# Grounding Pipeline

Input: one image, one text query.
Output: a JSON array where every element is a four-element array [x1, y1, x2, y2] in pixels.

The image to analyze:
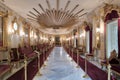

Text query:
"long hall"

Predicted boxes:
[[33, 47, 91, 80], [0, 0, 120, 80]]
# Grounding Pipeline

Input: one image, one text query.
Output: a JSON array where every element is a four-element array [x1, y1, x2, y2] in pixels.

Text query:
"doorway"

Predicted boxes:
[[55, 36, 61, 46]]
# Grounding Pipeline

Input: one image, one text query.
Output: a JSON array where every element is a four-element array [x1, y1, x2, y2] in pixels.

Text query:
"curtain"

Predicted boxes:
[[90, 30, 92, 53], [104, 10, 119, 22], [85, 26, 92, 53], [104, 23, 106, 59], [118, 19, 120, 58]]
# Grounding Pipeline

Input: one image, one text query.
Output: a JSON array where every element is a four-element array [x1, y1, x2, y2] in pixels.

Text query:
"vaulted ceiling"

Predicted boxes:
[[1, 0, 119, 35]]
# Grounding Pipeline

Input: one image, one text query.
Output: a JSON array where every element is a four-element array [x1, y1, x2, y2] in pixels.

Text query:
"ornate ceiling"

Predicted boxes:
[[1, 0, 119, 35], [27, 0, 87, 34]]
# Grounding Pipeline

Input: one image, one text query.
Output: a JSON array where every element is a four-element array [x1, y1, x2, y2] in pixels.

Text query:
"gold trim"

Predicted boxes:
[[0, 11, 8, 51], [103, 3, 120, 21], [23, 22, 30, 46]]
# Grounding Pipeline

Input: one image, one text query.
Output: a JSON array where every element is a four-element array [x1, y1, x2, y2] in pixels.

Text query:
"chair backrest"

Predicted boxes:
[[0, 51, 9, 62], [109, 49, 117, 61], [18, 45, 34, 57], [10, 48, 19, 60]]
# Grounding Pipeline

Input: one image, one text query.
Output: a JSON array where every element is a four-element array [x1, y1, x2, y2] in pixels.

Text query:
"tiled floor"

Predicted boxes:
[[33, 47, 91, 80]]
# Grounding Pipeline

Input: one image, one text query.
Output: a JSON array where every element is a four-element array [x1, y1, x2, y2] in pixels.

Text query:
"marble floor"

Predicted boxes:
[[33, 47, 91, 80]]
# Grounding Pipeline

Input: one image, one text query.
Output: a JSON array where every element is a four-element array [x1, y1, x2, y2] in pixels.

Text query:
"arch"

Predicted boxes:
[[104, 10, 119, 22]]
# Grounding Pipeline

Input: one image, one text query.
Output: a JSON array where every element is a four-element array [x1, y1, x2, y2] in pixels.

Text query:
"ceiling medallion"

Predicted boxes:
[[28, 0, 87, 31]]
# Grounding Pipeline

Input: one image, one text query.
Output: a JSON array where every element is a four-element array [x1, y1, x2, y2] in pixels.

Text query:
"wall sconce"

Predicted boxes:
[[20, 30, 25, 37], [52, 37, 54, 42], [40, 36, 43, 40], [96, 36, 99, 40], [96, 27, 100, 48], [30, 30, 34, 38], [96, 27, 100, 33], [72, 36, 74, 39], [8, 26, 14, 34], [34, 34, 37, 39], [80, 34, 82, 38], [80, 30, 85, 38], [100, 18, 104, 33], [66, 37, 70, 41]]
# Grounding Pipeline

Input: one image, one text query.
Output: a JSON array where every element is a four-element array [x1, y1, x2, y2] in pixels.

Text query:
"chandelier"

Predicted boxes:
[[27, 0, 87, 30]]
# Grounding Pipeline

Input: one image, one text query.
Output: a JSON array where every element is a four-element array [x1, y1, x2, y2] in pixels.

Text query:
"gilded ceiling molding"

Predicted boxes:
[[103, 3, 120, 20], [0, 3, 7, 13], [22, 21, 31, 30], [27, 0, 87, 35], [79, 22, 85, 31], [93, 14, 100, 27], [18, 17, 24, 23], [83, 21, 92, 31], [7, 11, 13, 16]]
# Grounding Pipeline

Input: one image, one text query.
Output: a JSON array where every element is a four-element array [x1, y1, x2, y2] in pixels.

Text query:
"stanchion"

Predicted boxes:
[[45, 47, 47, 60], [71, 48, 74, 61], [35, 50, 42, 76], [76, 50, 80, 68], [107, 64, 111, 80], [83, 53, 88, 78], [24, 58, 27, 80], [69, 48, 70, 57], [43, 49, 47, 67]]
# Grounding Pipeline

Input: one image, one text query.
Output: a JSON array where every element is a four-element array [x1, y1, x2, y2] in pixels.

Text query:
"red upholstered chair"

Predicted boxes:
[[78, 46, 86, 55], [18, 45, 37, 59], [101, 50, 119, 69], [10, 48, 19, 61], [86, 48, 97, 61], [9, 48, 20, 68]]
